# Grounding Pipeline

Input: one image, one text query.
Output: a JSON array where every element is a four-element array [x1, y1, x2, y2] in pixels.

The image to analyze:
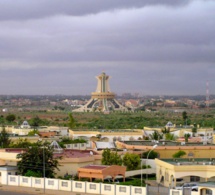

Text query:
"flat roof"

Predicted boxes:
[[81, 165, 109, 170], [54, 149, 97, 158], [161, 158, 215, 166], [124, 140, 215, 147]]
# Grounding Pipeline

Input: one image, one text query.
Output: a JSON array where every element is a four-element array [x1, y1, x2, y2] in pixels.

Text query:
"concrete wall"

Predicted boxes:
[[3, 175, 147, 195], [5, 175, 215, 195]]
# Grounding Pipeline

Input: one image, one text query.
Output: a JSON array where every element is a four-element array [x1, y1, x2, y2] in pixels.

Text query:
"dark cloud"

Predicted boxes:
[[0, 0, 191, 20], [0, 0, 214, 95]]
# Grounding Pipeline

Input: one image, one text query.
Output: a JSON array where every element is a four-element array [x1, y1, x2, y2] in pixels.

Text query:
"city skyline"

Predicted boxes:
[[0, 0, 215, 96]]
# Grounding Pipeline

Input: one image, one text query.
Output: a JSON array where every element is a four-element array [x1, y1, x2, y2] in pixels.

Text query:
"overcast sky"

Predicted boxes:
[[0, 0, 214, 96]]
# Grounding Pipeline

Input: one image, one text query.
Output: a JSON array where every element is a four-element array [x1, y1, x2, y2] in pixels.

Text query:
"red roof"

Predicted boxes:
[[54, 149, 97, 158]]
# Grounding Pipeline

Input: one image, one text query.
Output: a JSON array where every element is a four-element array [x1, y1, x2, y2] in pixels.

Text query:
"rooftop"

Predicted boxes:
[[81, 165, 108, 170], [54, 149, 97, 158], [161, 158, 215, 166], [123, 140, 215, 147]]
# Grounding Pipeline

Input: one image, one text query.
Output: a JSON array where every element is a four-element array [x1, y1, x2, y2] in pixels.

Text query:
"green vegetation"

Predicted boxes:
[[28, 129, 39, 136], [119, 178, 145, 186], [0, 109, 215, 129], [10, 138, 32, 148], [184, 133, 191, 142], [0, 125, 11, 148], [149, 131, 163, 140], [122, 153, 140, 171], [172, 150, 186, 158], [142, 150, 158, 159], [68, 113, 75, 129], [102, 148, 122, 166], [58, 137, 87, 148], [17, 141, 61, 178], [102, 149, 141, 171], [6, 114, 16, 123]]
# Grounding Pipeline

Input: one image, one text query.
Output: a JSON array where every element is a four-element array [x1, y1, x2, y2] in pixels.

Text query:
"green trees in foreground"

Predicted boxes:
[[17, 142, 61, 178], [102, 149, 142, 171], [102, 148, 122, 166], [0, 125, 11, 148]]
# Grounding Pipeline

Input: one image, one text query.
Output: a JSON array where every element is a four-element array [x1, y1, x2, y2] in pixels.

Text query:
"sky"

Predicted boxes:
[[0, 0, 214, 96]]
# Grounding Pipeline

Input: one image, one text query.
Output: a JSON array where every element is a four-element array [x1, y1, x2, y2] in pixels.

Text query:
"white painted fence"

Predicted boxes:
[[6, 175, 147, 195], [5, 175, 189, 195]]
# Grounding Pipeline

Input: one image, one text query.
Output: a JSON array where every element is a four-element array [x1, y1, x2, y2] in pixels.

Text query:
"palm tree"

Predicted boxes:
[[149, 131, 163, 141], [165, 133, 176, 141]]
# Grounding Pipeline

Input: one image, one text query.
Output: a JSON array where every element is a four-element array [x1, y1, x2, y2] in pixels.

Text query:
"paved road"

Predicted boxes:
[[0, 184, 88, 195], [0, 190, 30, 195]]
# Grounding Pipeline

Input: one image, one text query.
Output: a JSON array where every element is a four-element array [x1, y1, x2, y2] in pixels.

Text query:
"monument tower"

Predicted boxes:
[[74, 72, 127, 112]]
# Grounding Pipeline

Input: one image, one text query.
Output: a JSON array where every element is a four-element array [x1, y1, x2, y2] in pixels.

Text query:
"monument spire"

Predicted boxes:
[[74, 72, 127, 113]]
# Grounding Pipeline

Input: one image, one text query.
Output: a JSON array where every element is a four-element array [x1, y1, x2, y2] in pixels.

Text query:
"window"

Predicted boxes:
[[81, 144, 85, 147], [22, 178, 28, 183], [48, 180, 54, 185], [119, 187, 126, 193], [89, 184, 96, 190], [206, 189, 212, 195], [75, 182, 82, 188], [135, 188, 142, 194], [35, 179, 41, 184], [104, 185, 111, 191], [74, 144, 78, 147], [10, 177, 16, 182], [190, 176, 200, 182], [0, 172, 1, 176], [61, 182, 68, 187]]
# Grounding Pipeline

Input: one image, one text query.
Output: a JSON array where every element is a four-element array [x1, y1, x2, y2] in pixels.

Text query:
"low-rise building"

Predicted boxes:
[[155, 158, 215, 188]]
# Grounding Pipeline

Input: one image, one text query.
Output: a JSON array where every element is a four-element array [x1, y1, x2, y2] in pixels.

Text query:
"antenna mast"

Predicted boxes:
[[206, 81, 210, 109]]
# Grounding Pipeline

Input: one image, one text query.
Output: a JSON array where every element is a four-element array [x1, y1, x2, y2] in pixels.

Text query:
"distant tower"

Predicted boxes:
[[206, 81, 210, 109], [74, 72, 127, 112]]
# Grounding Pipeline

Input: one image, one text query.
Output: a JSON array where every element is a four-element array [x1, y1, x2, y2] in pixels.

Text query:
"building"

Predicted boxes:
[[73, 72, 127, 112], [78, 165, 126, 182], [116, 140, 215, 159], [0, 147, 102, 179], [155, 158, 215, 188]]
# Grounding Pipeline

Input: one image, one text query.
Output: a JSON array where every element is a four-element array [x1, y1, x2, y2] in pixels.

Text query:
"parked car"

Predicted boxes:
[[175, 183, 198, 191]]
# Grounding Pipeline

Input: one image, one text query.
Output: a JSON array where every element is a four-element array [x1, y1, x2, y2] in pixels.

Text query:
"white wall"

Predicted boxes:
[[4, 175, 147, 195]]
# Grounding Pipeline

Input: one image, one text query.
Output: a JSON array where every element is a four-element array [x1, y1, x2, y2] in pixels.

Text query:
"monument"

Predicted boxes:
[[73, 72, 127, 112]]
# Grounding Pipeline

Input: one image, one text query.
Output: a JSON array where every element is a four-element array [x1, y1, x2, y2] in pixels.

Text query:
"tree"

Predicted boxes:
[[142, 150, 158, 159], [102, 148, 122, 166], [149, 131, 163, 140], [172, 150, 186, 158], [0, 115, 5, 125], [10, 138, 32, 148], [68, 113, 75, 129], [192, 123, 197, 137], [184, 133, 191, 142], [17, 142, 61, 178], [0, 125, 11, 148], [182, 111, 188, 125], [122, 153, 140, 171], [161, 127, 170, 134], [165, 133, 176, 141], [29, 116, 42, 129], [28, 129, 39, 136], [6, 114, 16, 123]]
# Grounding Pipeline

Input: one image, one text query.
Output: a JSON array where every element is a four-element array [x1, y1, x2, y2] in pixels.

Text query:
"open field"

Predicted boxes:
[[0, 108, 215, 129]]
